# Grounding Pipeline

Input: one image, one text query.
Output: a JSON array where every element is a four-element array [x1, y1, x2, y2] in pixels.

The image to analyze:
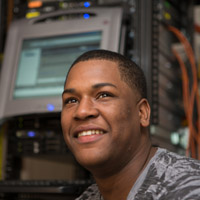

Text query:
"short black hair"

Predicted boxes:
[[66, 49, 147, 98]]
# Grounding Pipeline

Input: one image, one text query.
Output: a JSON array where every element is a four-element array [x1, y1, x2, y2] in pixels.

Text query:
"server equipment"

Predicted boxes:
[[0, 0, 195, 199], [150, 0, 196, 155]]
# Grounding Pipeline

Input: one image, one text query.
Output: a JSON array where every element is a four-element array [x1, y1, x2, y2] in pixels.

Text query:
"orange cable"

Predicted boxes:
[[172, 48, 197, 158], [167, 25, 200, 158], [195, 24, 200, 33]]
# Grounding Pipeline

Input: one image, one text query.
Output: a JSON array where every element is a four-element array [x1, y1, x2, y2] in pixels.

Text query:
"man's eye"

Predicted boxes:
[[64, 98, 78, 105], [98, 92, 113, 99]]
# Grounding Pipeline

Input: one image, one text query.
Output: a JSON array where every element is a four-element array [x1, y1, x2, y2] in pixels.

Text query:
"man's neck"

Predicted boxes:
[[93, 143, 157, 200]]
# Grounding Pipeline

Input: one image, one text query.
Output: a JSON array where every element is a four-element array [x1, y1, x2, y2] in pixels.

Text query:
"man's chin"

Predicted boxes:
[[75, 153, 109, 171]]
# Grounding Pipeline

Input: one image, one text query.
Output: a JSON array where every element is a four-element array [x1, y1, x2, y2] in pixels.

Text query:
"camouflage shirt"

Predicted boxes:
[[76, 148, 200, 200]]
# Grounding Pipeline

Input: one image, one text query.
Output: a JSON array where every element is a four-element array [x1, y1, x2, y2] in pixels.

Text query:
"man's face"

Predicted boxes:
[[61, 59, 150, 173]]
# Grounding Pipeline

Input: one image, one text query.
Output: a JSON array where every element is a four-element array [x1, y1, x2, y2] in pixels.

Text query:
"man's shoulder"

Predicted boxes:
[[156, 148, 200, 173], [135, 148, 200, 199], [148, 148, 200, 185], [75, 183, 100, 200], [132, 148, 200, 199]]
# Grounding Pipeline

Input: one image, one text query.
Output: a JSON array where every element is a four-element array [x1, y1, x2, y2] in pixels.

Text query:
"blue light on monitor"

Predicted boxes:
[[27, 131, 36, 137], [47, 103, 55, 111], [83, 13, 90, 19], [84, 2, 91, 8]]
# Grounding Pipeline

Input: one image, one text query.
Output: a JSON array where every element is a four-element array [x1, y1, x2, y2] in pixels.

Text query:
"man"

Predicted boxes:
[[61, 49, 200, 200]]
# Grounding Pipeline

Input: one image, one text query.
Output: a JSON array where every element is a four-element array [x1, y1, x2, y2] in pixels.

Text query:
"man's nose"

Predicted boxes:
[[73, 97, 99, 120]]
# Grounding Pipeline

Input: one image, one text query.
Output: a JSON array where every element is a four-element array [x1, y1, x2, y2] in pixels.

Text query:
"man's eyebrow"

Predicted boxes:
[[92, 83, 117, 89], [62, 88, 75, 96], [62, 83, 117, 96]]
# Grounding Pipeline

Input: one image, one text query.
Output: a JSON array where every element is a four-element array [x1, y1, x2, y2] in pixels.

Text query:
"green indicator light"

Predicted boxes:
[[170, 132, 179, 145], [164, 1, 171, 9]]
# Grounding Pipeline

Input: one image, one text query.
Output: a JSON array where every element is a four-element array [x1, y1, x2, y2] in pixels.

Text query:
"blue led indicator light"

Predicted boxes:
[[84, 2, 91, 8], [47, 104, 55, 111], [27, 131, 36, 138], [83, 13, 90, 19]]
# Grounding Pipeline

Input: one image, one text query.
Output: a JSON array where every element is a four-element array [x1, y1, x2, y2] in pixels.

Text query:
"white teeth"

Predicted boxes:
[[78, 130, 103, 137]]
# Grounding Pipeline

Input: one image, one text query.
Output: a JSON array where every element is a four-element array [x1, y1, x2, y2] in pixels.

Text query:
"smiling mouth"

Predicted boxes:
[[77, 130, 104, 138]]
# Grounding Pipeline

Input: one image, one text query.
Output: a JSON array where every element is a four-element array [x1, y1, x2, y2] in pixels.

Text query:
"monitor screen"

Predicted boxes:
[[14, 31, 101, 99]]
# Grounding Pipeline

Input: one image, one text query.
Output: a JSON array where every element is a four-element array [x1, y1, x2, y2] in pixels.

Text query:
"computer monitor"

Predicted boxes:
[[0, 7, 123, 119]]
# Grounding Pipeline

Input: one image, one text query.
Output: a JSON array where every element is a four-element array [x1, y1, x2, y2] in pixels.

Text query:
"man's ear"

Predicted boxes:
[[138, 98, 151, 127]]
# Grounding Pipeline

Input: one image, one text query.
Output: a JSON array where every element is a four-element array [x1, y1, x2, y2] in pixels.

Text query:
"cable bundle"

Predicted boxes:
[[166, 25, 200, 159]]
